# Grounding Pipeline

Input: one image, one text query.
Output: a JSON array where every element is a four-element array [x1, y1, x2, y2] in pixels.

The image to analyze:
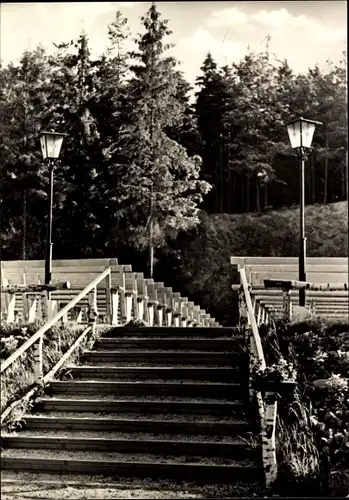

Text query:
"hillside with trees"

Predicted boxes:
[[0, 3, 347, 308]]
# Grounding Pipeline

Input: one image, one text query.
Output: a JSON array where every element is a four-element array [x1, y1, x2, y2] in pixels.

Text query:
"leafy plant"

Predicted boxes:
[[252, 357, 297, 385]]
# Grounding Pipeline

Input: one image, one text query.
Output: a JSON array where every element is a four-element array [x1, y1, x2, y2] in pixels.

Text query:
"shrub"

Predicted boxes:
[[1, 322, 86, 414], [260, 318, 349, 496]]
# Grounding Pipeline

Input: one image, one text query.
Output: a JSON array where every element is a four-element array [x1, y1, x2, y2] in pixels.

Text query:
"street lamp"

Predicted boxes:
[[39, 130, 67, 285], [285, 117, 322, 307]]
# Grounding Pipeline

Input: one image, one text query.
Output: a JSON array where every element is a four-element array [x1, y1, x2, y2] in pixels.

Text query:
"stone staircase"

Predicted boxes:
[[1, 327, 263, 485]]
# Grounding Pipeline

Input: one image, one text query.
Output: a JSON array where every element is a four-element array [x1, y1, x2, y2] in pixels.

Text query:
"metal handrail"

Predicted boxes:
[[1, 267, 111, 374]]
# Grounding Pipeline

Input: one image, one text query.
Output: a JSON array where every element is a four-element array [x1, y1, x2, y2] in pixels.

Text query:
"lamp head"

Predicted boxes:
[[39, 131, 67, 159]]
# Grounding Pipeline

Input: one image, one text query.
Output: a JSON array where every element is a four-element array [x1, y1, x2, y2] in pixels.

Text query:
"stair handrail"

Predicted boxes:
[[239, 268, 266, 370], [1, 267, 111, 374], [238, 267, 277, 488]]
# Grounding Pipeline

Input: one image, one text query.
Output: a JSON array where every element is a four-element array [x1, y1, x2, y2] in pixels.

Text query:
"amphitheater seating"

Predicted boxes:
[[1, 259, 219, 327], [231, 256, 348, 320]]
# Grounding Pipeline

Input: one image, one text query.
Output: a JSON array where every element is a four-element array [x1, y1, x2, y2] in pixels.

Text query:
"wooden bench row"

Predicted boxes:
[[1, 259, 220, 327], [231, 256, 348, 323]]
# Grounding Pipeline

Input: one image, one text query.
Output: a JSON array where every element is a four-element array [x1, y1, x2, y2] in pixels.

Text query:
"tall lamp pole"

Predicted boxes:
[[39, 131, 67, 285], [286, 117, 322, 307]]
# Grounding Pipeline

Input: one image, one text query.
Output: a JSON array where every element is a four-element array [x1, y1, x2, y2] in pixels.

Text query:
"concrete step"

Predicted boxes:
[[46, 381, 243, 399], [34, 398, 246, 417], [0, 449, 263, 483], [103, 327, 238, 338], [2, 435, 257, 459], [65, 366, 240, 382], [22, 415, 255, 436], [82, 351, 244, 365], [94, 338, 240, 351]]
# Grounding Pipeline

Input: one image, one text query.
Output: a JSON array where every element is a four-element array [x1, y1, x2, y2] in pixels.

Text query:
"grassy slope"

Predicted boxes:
[[179, 202, 348, 325]]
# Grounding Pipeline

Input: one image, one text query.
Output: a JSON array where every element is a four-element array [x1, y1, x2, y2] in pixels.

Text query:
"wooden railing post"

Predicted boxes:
[[155, 283, 165, 327], [40, 292, 49, 322], [125, 271, 136, 324], [199, 309, 205, 326], [105, 270, 112, 324], [172, 293, 181, 327], [146, 279, 157, 327], [5, 293, 16, 323], [135, 273, 147, 323], [88, 286, 98, 335], [187, 301, 195, 327], [192, 305, 200, 327], [116, 266, 126, 323], [164, 287, 173, 326], [47, 299, 58, 320], [203, 313, 210, 327], [33, 334, 44, 386], [282, 288, 292, 321], [110, 288, 119, 325], [262, 392, 278, 487], [181, 298, 188, 327], [125, 293, 133, 323]]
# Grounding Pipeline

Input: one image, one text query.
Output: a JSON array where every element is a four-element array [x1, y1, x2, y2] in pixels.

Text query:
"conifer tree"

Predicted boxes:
[[111, 2, 210, 276]]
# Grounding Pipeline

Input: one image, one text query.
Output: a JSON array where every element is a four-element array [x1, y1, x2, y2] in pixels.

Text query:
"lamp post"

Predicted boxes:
[[39, 131, 66, 285], [285, 117, 322, 307]]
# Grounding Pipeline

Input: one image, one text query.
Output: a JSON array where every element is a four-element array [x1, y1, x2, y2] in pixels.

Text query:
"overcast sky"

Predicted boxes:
[[1, 1, 347, 87]]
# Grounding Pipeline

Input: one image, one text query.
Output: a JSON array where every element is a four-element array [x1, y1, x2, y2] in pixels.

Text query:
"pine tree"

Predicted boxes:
[[223, 49, 287, 212], [195, 54, 233, 213], [0, 46, 51, 259], [110, 2, 211, 276], [44, 33, 103, 257]]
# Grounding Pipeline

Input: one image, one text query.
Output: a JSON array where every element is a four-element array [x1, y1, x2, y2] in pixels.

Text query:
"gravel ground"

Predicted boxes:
[[1, 448, 256, 466], [27, 412, 246, 422], [2, 429, 247, 443]]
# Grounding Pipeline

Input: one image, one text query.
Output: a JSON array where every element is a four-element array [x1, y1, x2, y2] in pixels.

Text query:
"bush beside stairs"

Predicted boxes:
[[1, 326, 264, 488]]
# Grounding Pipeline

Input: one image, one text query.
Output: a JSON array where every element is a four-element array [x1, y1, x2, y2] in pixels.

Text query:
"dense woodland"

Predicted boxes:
[[0, 4, 347, 276]]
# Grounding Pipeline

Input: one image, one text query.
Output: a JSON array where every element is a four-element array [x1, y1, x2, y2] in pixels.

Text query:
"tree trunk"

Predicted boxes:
[[241, 175, 245, 213], [341, 159, 345, 200], [264, 184, 268, 208], [232, 173, 236, 213], [227, 169, 231, 213], [246, 175, 250, 213], [310, 152, 316, 204], [22, 190, 27, 260], [227, 133, 231, 213], [256, 182, 261, 212], [215, 156, 220, 213], [345, 147, 349, 201], [324, 132, 329, 204], [149, 187, 154, 279], [219, 133, 224, 213]]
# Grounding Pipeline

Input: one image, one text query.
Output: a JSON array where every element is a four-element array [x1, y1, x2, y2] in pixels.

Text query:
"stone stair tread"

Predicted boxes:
[[3, 430, 251, 444], [100, 336, 239, 340], [1, 448, 257, 467], [26, 413, 247, 423], [51, 381, 239, 386], [81, 362, 233, 367], [0, 471, 266, 498], [38, 395, 244, 403], [85, 350, 239, 354], [68, 365, 234, 370]]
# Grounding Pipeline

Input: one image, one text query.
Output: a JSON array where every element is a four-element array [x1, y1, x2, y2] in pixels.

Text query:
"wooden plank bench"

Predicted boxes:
[[231, 256, 348, 323], [1, 259, 220, 327]]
